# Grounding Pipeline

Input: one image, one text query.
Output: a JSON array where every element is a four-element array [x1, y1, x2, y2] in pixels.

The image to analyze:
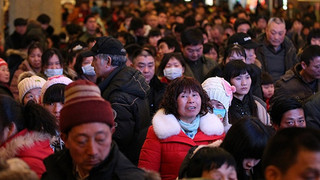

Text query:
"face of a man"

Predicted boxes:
[[132, 55, 155, 84], [93, 56, 108, 78], [63, 122, 112, 176], [301, 57, 320, 82], [237, 23, 251, 33], [278, 108, 306, 129], [266, 22, 286, 49], [86, 17, 97, 33], [183, 44, 203, 61], [266, 150, 320, 180]]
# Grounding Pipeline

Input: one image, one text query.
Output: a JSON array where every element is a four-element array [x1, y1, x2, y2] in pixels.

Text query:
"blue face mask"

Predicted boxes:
[[213, 109, 226, 120], [44, 68, 63, 78], [82, 64, 96, 76]]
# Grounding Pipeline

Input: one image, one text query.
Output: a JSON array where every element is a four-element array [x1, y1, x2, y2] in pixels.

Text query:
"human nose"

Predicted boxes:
[[54, 103, 63, 113], [87, 140, 98, 156], [143, 66, 149, 73]]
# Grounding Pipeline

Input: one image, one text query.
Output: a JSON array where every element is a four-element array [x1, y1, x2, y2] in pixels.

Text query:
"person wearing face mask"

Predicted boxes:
[[74, 50, 96, 83], [202, 77, 236, 132], [157, 52, 186, 84], [41, 48, 65, 79]]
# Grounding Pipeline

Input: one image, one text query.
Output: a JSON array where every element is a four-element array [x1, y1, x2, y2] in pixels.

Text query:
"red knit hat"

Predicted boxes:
[[60, 80, 115, 133], [0, 58, 7, 67]]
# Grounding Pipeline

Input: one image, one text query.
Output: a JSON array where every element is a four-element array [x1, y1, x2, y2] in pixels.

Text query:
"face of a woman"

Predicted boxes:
[[0, 65, 10, 83], [23, 88, 42, 105], [81, 56, 94, 67], [28, 48, 42, 69], [165, 57, 184, 71], [177, 89, 201, 123], [210, 99, 225, 109], [243, 158, 260, 174], [226, 52, 246, 64], [45, 54, 62, 70], [230, 72, 252, 100], [43, 102, 64, 125]]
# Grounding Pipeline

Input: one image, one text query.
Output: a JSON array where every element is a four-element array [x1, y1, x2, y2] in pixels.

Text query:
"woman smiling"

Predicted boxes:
[[138, 76, 225, 180]]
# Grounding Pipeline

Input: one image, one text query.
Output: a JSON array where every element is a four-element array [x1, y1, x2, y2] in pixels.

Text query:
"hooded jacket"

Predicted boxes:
[[138, 109, 225, 180], [99, 65, 150, 165], [0, 129, 53, 178]]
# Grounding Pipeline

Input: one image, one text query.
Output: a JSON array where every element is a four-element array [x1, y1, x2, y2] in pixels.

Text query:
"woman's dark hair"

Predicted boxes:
[[157, 36, 181, 53], [223, 44, 246, 65], [66, 40, 88, 66], [73, 50, 92, 76], [41, 48, 64, 69], [159, 76, 211, 119], [157, 52, 186, 76], [27, 42, 43, 56], [42, 84, 66, 104], [185, 147, 236, 178], [221, 116, 272, 179], [223, 60, 257, 120], [0, 95, 57, 140]]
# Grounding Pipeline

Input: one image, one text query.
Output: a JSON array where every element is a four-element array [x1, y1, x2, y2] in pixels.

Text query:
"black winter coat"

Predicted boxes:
[[42, 142, 146, 180], [98, 65, 150, 165]]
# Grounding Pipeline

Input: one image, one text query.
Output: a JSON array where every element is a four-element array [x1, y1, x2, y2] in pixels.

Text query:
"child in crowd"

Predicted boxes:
[[0, 58, 13, 97], [181, 147, 237, 180], [41, 75, 72, 152], [202, 76, 236, 131], [261, 72, 274, 110], [17, 72, 46, 105]]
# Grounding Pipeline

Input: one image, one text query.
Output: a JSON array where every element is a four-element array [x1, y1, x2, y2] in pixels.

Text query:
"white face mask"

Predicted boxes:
[[44, 68, 63, 78], [81, 64, 96, 76], [163, 67, 183, 80]]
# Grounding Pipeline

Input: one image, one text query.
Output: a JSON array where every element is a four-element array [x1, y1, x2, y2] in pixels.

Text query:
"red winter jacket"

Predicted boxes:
[[139, 109, 225, 180], [0, 129, 53, 178]]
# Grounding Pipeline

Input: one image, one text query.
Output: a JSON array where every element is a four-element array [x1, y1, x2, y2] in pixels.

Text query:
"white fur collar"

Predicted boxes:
[[0, 130, 51, 160], [152, 109, 224, 139]]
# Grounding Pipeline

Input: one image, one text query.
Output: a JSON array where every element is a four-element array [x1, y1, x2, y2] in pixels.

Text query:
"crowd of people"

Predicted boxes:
[[0, 0, 320, 179]]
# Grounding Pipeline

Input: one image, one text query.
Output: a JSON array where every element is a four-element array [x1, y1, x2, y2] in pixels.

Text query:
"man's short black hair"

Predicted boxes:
[[269, 96, 303, 127], [234, 18, 251, 32], [181, 27, 204, 47], [300, 45, 320, 65], [37, 14, 51, 24], [263, 128, 320, 173]]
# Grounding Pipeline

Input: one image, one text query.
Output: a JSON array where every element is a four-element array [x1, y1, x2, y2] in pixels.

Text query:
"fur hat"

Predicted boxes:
[[202, 77, 236, 111], [40, 75, 72, 104], [60, 80, 115, 133], [0, 58, 7, 67], [18, 75, 46, 103]]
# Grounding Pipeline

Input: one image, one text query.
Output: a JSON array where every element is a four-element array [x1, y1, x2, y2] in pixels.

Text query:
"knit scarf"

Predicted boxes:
[[179, 115, 200, 139]]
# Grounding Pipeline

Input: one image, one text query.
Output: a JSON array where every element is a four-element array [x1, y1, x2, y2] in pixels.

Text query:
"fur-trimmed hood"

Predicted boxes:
[[152, 109, 224, 139], [0, 129, 52, 160]]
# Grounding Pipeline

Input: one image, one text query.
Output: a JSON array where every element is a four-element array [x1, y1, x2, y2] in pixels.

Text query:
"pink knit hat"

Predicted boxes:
[[40, 75, 72, 104], [60, 80, 115, 133]]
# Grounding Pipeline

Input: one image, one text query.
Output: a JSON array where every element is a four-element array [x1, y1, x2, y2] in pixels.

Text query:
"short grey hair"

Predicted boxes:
[[268, 17, 285, 28], [95, 53, 127, 67]]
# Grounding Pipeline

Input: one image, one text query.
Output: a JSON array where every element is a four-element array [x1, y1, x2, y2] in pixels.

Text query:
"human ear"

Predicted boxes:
[[61, 133, 68, 148], [301, 61, 307, 70], [7, 123, 17, 139], [265, 165, 282, 180]]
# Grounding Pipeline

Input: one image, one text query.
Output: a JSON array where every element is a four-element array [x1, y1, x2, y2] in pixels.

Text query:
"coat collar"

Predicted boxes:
[[152, 109, 224, 139], [0, 129, 52, 159]]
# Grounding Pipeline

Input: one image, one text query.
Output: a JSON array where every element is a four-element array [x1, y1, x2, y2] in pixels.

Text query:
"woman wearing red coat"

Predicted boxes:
[[0, 95, 57, 178], [139, 77, 225, 180]]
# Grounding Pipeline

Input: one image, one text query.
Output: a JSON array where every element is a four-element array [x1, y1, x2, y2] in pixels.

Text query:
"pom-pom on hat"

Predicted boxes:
[[41, 75, 72, 103], [60, 80, 115, 133], [202, 77, 236, 111], [0, 58, 7, 67], [18, 75, 46, 103]]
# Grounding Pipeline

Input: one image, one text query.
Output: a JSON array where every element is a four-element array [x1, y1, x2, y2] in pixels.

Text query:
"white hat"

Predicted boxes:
[[41, 75, 73, 103], [202, 77, 236, 131], [202, 77, 236, 111], [18, 75, 46, 103]]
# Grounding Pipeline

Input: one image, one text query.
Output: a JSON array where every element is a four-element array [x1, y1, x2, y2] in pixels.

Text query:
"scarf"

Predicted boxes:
[[179, 115, 200, 139]]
